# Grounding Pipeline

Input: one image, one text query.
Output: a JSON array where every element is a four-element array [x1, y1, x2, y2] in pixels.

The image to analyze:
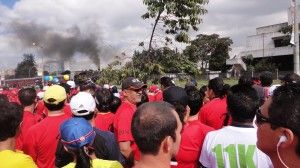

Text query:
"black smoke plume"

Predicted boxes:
[[10, 20, 102, 68]]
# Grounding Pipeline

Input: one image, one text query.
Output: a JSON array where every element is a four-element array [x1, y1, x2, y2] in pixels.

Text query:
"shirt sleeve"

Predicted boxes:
[[116, 109, 134, 142], [199, 135, 211, 168], [199, 106, 208, 124]]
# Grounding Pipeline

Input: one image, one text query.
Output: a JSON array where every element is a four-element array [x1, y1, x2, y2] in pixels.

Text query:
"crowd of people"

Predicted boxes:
[[0, 71, 299, 168]]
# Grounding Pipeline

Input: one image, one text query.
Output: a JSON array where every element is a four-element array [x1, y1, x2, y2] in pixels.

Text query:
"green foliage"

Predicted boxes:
[[278, 25, 293, 35], [253, 59, 277, 72], [142, 0, 209, 52], [15, 54, 37, 78], [183, 34, 233, 71]]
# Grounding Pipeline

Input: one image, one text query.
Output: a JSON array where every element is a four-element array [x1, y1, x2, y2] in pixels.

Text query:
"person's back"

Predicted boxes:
[[200, 84, 272, 168], [176, 120, 214, 168], [198, 77, 229, 129], [22, 85, 69, 168], [200, 126, 272, 167], [15, 87, 39, 150]]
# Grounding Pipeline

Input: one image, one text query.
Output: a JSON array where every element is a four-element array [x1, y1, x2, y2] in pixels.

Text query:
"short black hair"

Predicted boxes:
[[60, 83, 71, 94], [260, 71, 273, 87], [160, 76, 175, 89], [0, 102, 23, 141], [132, 102, 177, 155], [238, 75, 253, 86], [18, 87, 36, 106], [186, 87, 202, 116], [163, 86, 188, 123], [0, 94, 9, 105], [227, 84, 259, 122], [44, 101, 65, 111], [208, 77, 229, 98], [268, 83, 300, 156], [95, 89, 114, 112]]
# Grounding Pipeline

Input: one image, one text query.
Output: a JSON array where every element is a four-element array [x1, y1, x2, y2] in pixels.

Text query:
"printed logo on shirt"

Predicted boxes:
[[118, 129, 130, 135], [212, 144, 256, 168]]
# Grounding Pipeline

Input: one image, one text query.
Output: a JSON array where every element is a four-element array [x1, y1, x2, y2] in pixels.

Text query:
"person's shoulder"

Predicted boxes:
[[93, 159, 123, 168], [187, 120, 215, 132], [62, 162, 75, 168], [0, 150, 37, 168]]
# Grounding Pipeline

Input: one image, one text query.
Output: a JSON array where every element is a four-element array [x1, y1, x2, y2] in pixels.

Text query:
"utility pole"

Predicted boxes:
[[293, 0, 300, 75]]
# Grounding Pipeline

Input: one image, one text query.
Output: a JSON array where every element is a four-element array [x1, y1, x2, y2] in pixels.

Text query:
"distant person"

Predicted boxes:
[[163, 86, 214, 168], [113, 77, 147, 165], [23, 85, 70, 168], [239, 75, 264, 105], [256, 83, 300, 167], [156, 76, 175, 101], [0, 102, 37, 168], [260, 71, 273, 101], [132, 102, 182, 168], [280, 73, 300, 85], [15, 87, 39, 150], [60, 117, 123, 168], [200, 84, 272, 168], [198, 77, 230, 129], [94, 88, 121, 131]]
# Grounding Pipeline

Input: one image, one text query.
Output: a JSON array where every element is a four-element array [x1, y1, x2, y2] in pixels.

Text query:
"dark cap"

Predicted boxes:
[[163, 86, 188, 107], [122, 77, 147, 90], [280, 73, 300, 84]]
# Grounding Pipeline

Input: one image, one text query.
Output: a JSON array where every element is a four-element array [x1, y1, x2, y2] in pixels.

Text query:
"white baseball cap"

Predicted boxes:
[[70, 92, 96, 116], [67, 81, 76, 89]]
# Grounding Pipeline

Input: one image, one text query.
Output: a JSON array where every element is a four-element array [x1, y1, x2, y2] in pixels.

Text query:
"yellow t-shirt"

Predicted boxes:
[[63, 158, 123, 168], [0, 150, 37, 168]]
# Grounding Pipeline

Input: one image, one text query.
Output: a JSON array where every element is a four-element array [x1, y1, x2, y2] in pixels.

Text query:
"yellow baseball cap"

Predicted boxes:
[[43, 85, 67, 104]]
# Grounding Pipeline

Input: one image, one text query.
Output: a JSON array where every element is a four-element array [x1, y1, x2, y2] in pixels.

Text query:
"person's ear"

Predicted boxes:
[[162, 136, 173, 153], [277, 128, 294, 148], [184, 105, 190, 123]]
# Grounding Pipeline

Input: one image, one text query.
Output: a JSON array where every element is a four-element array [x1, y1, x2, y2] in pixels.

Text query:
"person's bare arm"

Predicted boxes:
[[119, 141, 132, 159]]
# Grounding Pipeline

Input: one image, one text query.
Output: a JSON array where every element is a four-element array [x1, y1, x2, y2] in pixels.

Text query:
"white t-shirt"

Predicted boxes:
[[199, 126, 273, 168]]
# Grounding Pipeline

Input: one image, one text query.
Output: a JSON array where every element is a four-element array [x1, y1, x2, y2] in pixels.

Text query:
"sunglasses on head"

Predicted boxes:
[[128, 88, 143, 93], [255, 108, 274, 125]]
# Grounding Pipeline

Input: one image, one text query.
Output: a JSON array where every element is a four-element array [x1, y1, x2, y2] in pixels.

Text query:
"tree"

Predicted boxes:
[[142, 0, 209, 55], [183, 34, 233, 71], [15, 54, 37, 78]]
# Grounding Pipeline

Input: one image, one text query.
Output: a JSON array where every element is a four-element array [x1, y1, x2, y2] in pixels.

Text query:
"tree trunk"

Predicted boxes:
[[147, 10, 163, 62]]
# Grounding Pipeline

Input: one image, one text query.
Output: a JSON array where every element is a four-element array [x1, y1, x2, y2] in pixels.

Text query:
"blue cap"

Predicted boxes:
[[60, 117, 96, 149]]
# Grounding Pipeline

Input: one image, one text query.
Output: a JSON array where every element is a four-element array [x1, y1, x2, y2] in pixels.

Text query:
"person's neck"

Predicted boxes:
[[124, 99, 136, 106], [135, 154, 170, 168], [231, 121, 254, 128], [24, 105, 35, 113], [269, 149, 300, 168], [0, 137, 15, 152], [188, 114, 198, 122], [48, 110, 64, 116]]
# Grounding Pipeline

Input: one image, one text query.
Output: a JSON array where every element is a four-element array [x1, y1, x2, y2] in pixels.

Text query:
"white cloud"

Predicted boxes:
[[0, 0, 293, 69]]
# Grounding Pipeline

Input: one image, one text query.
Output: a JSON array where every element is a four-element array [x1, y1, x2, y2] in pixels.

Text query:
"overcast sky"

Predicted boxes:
[[0, 0, 292, 69]]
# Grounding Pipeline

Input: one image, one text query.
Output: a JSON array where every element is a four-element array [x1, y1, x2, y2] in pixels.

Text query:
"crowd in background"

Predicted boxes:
[[0, 71, 300, 168]]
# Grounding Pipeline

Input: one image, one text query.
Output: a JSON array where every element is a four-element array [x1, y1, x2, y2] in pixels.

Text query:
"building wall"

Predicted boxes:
[[240, 22, 293, 58]]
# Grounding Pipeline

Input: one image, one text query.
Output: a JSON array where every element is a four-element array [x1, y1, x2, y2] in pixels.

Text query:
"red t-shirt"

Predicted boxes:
[[94, 112, 115, 131], [198, 98, 228, 130], [147, 93, 156, 102], [155, 90, 163, 101], [16, 111, 39, 150], [113, 101, 140, 160], [22, 114, 70, 168], [175, 120, 214, 168]]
